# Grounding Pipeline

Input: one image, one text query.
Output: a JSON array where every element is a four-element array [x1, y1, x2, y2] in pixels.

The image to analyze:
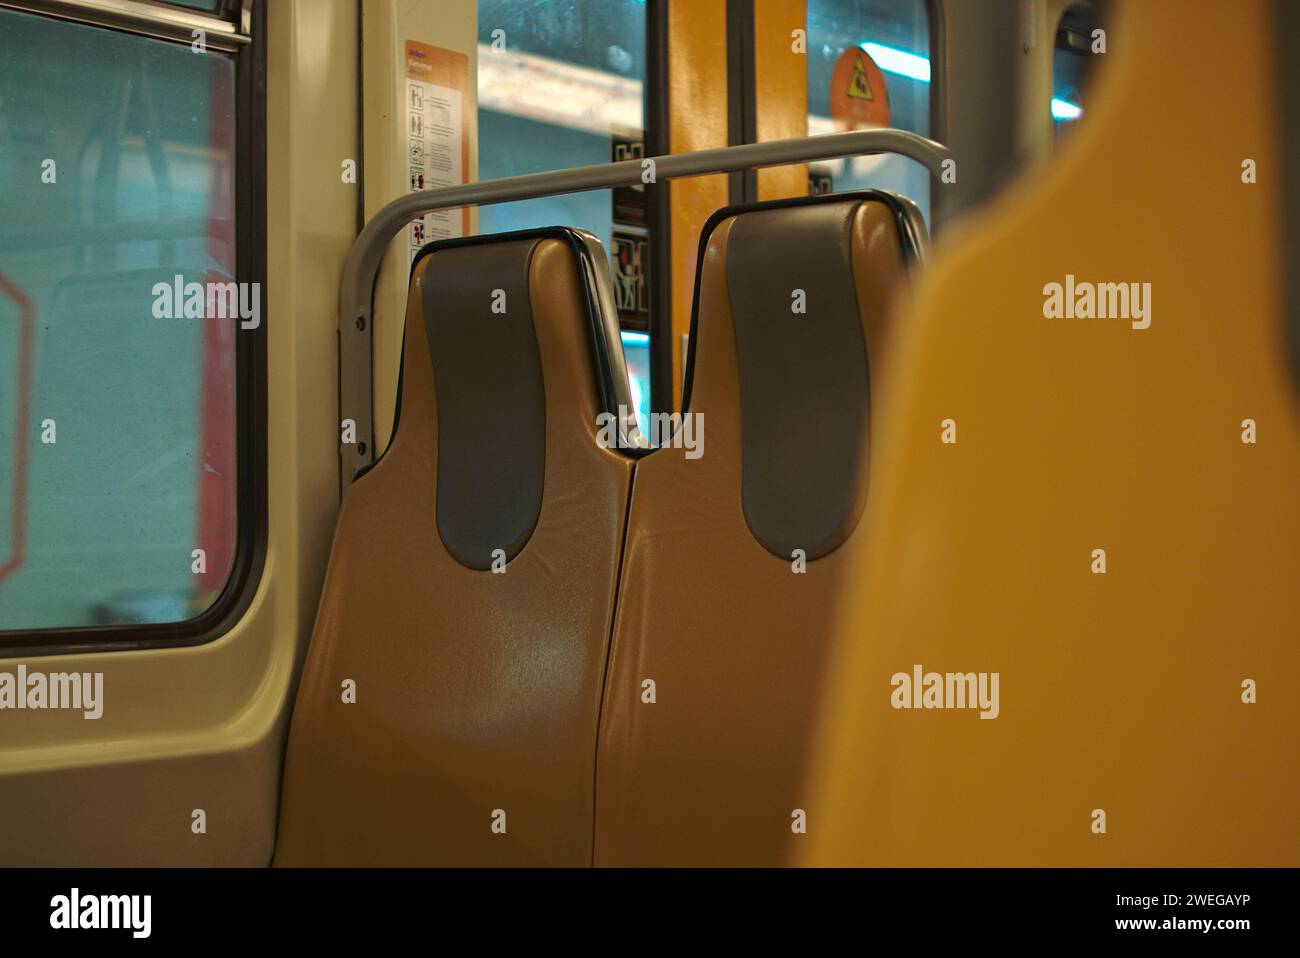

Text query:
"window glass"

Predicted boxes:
[[476, 0, 646, 251], [0, 11, 239, 632], [619, 330, 652, 438], [476, 0, 653, 399], [1053, 6, 1102, 139], [806, 0, 931, 222]]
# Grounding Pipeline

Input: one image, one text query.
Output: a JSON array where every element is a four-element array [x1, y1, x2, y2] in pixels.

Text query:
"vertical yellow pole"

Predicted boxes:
[[754, 0, 809, 200], [666, 0, 730, 408]]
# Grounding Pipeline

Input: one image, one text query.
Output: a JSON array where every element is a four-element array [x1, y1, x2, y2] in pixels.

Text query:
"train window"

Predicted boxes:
[[476, 0, 654, 407], [476, 0, 646, 251], [1053, 5, 1102, 139], [0, 9, 252, 637], [806, 0, 932, 221]]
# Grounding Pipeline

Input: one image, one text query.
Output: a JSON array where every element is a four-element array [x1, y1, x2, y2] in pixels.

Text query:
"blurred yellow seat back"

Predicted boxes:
[[802, 0, 1300, 866]]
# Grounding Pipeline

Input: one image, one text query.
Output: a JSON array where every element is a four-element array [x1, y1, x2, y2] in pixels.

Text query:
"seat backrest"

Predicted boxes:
[[275, 229, 636, 866], [593, 193, 921, 866], [803, 0, 1300, 867]]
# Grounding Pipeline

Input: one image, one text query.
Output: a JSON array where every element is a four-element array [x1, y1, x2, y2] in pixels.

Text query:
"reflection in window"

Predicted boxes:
[[1053, 5, 1102, 139], [476, 0, 652, 399], [620, 330, 652, 438], [0, 11, 238, 631], [806, 0, 931, 222]]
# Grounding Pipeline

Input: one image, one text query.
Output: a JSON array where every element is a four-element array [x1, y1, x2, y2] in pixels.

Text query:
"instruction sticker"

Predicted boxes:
[[404, 42, 470, 261]]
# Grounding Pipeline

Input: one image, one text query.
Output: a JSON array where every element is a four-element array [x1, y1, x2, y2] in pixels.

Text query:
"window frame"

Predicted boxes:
[[2, 0, 251, 51], [726, 0, 945, 214], [645, 0, 673, 420], [925, 0, 946, 231], [0, 0, 267, 657]]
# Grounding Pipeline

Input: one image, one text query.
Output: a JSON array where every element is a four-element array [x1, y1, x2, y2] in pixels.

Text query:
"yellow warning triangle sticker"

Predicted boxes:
[[848, 56, 875, 100]]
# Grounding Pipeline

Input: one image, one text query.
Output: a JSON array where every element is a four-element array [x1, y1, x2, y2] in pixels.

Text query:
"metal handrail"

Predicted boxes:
[[338, 127, 952, 485]]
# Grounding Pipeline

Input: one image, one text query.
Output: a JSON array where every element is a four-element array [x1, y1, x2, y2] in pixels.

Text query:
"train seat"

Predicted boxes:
[[275, 229, 638, 866], [802, 0, 1300, 867], [592, 193, 925, 866]]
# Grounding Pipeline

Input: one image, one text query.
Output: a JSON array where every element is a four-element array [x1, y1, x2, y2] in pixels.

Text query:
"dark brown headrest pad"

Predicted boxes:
[[725, 201, 872, 561], [419, 239, 545, 570]]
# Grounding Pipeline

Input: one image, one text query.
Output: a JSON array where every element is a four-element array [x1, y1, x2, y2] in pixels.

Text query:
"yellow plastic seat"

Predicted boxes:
[[803, 0, 1300, 867]]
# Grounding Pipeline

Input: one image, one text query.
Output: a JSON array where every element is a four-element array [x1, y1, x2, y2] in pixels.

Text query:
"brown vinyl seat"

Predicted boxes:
[[275, 229, 639, 866], [592, 193, 924, 866]]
